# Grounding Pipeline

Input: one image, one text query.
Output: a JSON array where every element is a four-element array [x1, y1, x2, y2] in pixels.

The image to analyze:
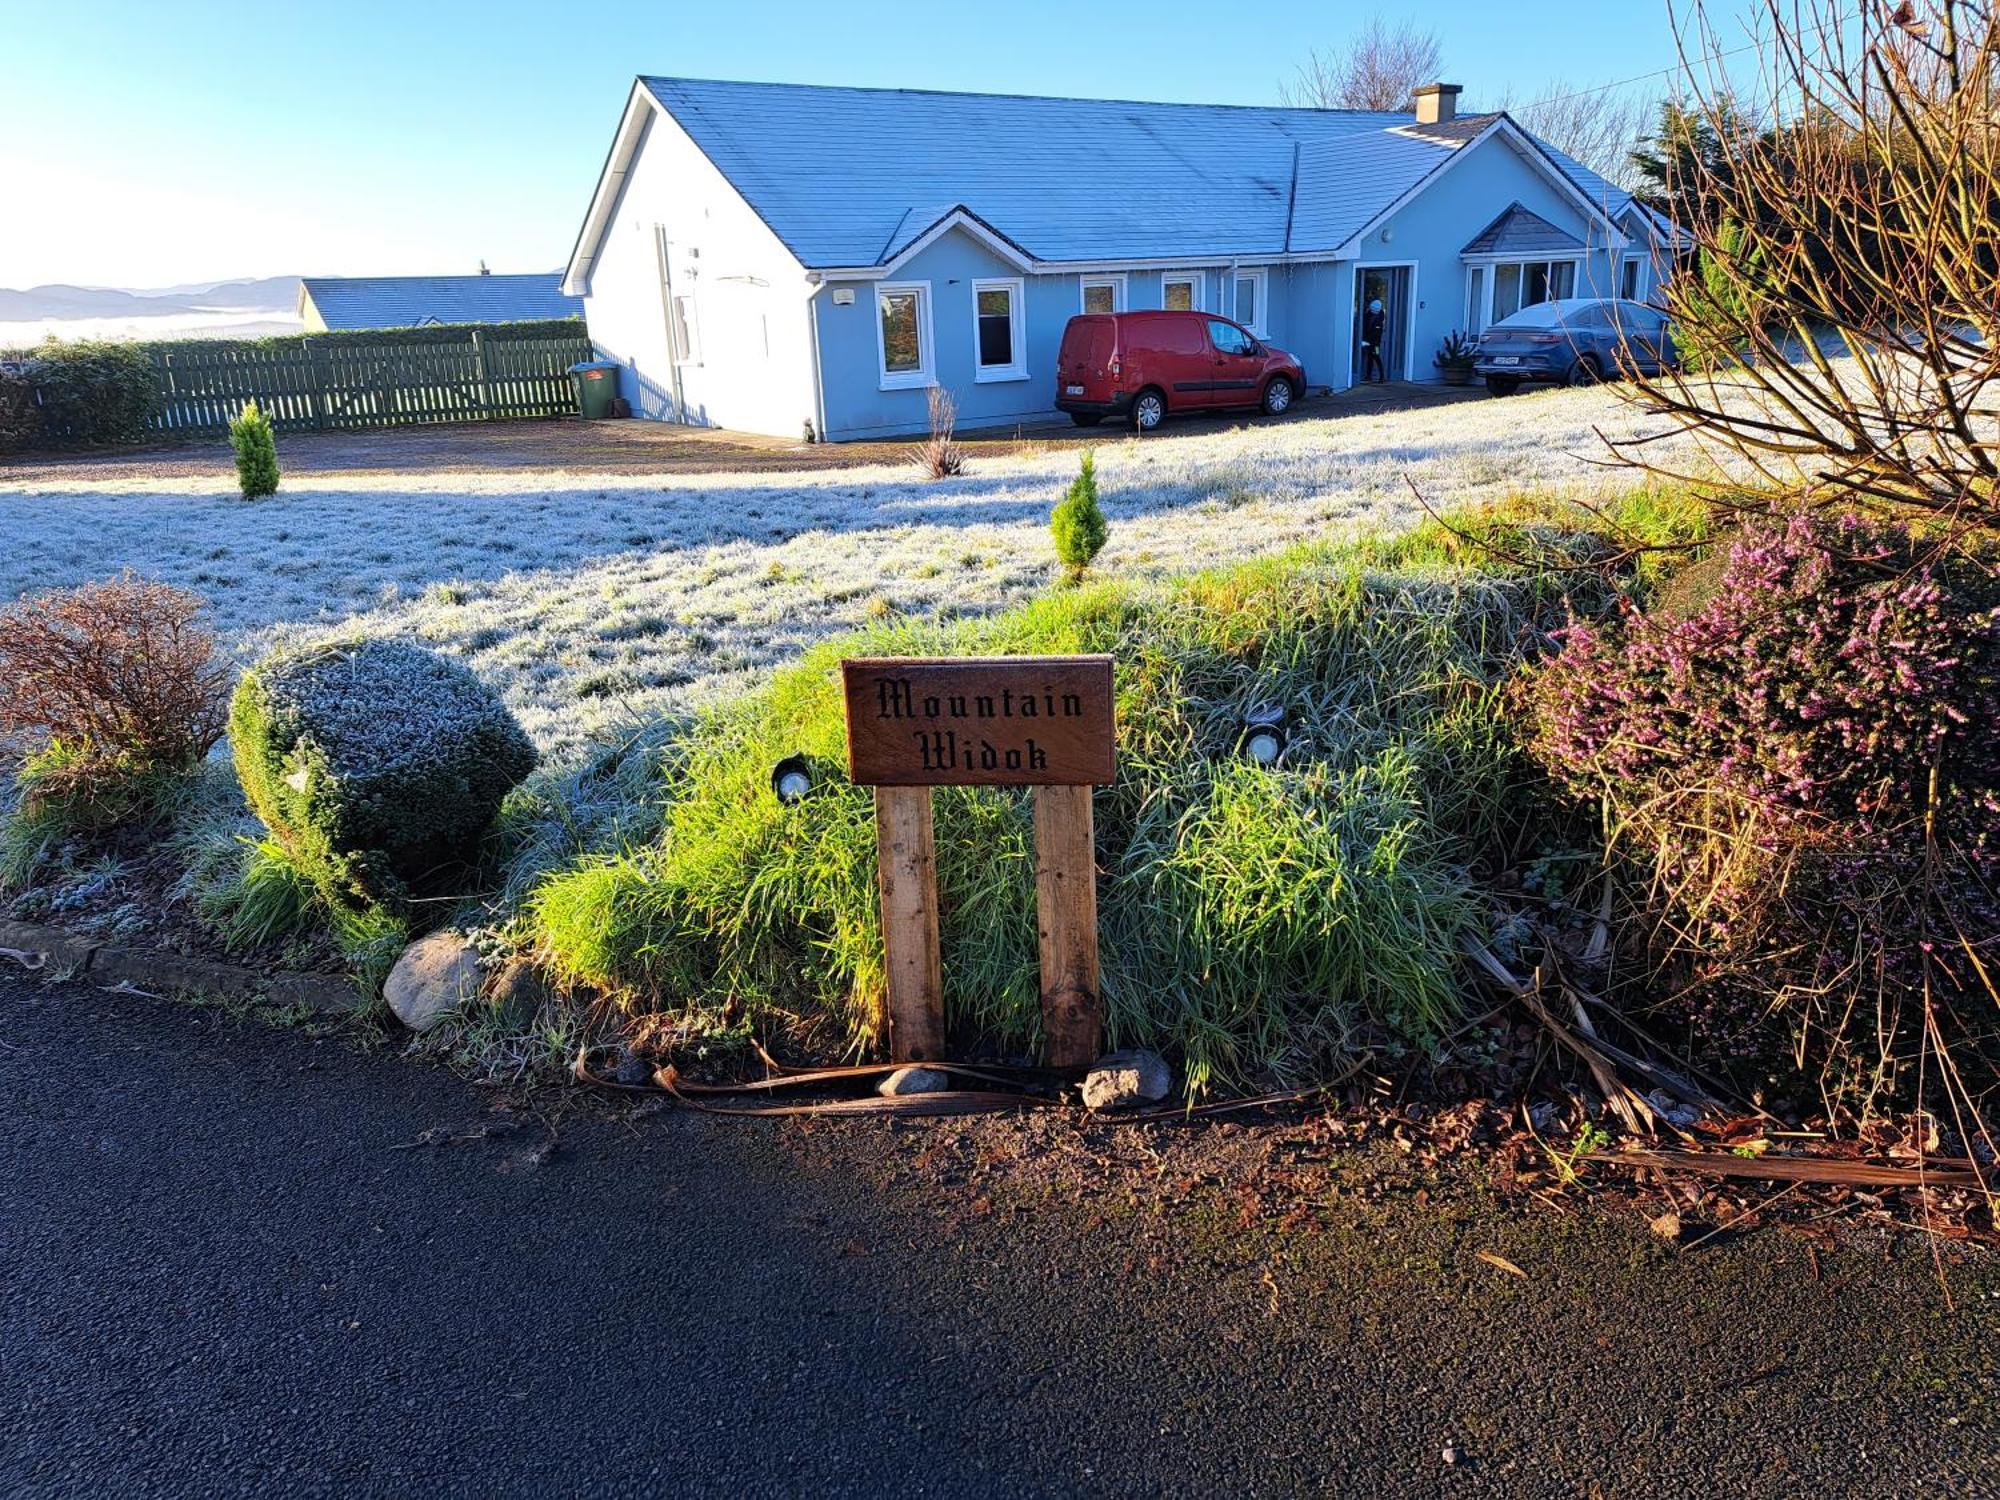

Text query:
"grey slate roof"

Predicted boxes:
[[1462, 202, 1586, 256], [299, 274, 581, 331], [1402, 112, 1501, 145], [637, 78, 1641, 270]]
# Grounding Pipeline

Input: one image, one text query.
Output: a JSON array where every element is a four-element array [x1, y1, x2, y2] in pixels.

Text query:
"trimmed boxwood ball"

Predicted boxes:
[[231, 638, 536, 900]]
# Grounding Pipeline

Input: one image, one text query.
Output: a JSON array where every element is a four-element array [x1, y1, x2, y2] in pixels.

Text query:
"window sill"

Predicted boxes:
[[879, 373, 936, 392], [973, 367, 1029, 384]]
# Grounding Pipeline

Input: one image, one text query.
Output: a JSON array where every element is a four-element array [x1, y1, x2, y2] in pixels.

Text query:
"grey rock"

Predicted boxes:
[[1644, 1089, 1701, 1129], [614, 1051, 654, 1087], [383, 932, 483, 1032], [877, 1066, 953, 1097], [1081, 1049, 1172, 1111], [486, 958, 550, 1031]]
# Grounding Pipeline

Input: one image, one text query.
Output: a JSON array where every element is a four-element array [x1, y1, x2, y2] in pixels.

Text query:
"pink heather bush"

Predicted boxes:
[[1520, 511, 2000, 1104]]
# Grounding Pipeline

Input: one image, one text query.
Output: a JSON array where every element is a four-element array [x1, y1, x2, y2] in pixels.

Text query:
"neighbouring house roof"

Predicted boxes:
[[1462, 202, 1586, 257], [567, 79, 1663, 291], [297, 274, 581, 331]]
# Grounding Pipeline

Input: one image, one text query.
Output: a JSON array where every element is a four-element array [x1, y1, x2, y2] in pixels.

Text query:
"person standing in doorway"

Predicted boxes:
[[1362, 298, 1388, 382]]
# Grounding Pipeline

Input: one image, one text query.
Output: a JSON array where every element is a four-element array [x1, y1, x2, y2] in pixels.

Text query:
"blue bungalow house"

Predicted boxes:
[[562, 78, 1679, 442]]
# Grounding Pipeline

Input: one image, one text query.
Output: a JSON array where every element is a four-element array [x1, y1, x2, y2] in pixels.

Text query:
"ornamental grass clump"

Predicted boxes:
[[1520, 511, 2000, 1120], [230, 638, 537, 909], [228, 399, 280, 499]]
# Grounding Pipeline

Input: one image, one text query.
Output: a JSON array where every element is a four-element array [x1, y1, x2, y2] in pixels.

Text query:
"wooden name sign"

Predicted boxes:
[[839, 655, 1115, 1069], [841, 656, 1116, 787]]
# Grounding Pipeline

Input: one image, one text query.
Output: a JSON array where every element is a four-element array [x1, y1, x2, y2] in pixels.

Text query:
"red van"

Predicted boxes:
[[1055, 310, 1306, 432]]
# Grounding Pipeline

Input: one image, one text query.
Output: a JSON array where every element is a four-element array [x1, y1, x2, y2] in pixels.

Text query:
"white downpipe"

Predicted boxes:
[[654, 226, 686, 423]]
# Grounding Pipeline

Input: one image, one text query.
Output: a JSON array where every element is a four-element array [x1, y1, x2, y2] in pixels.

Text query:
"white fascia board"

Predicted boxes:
[[876, 209, 1035, 275], [561, 82, 660, 297], [1460, 250, 1587, 265], [808, 250, 1337, 283]]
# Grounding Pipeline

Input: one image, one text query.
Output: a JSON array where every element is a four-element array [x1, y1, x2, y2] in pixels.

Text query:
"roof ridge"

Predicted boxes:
[[641, 74, 1410, 121]]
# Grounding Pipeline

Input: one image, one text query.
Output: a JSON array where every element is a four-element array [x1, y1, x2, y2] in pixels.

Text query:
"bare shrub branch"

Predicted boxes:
[[1493, 80, 1657, 189], [1283, 18, 1444, 111], [0, 575, 230, 771], [1613, 0, 2000, 535]]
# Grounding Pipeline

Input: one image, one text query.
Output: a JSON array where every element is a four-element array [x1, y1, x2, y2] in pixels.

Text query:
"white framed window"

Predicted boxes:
[[1232, 268, 1269, 336], [1079, 274, 1126, 315], [875, 281, 935, 390], [1465, 266, 1487, 335], [669, 294, 702, 366], [1161, 273, 1202, 312], [1485, 258, 1579, 324], [971, 277, 1027, 382], [1620, 254, 1645, 302]]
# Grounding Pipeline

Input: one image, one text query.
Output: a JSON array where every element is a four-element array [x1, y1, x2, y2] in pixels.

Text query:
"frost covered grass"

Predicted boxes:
[[3, 383, 1722, 757]]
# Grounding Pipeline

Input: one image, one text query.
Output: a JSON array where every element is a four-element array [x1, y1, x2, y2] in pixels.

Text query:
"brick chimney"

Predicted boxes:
[[1413, 83, 1462, 126]]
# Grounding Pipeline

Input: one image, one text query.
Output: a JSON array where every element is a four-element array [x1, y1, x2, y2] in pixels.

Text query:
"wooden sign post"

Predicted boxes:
[[841, 656, 1115, 1068]]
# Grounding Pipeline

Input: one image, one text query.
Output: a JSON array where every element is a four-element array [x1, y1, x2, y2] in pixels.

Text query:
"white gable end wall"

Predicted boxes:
[[580, 107, 817, 438]]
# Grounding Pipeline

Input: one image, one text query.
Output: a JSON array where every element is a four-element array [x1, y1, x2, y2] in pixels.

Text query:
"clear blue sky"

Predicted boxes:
[[2, 0, 1730, 289]]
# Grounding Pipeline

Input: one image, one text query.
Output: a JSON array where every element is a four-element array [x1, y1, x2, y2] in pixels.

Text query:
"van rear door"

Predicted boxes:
[[1057, 315, 1118, 401]]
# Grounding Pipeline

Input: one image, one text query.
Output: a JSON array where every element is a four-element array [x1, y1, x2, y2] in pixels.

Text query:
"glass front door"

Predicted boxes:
[[1352, 266, 1412, 384]]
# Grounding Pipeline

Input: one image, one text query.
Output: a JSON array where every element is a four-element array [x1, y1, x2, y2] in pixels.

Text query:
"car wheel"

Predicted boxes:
[[1565, 356, 1600, 388], [1129, 388, 1165, 433], [1069, 412, 1103, 427], [1261, 376, 1295, 416], [1485, 375, 1522, 397]]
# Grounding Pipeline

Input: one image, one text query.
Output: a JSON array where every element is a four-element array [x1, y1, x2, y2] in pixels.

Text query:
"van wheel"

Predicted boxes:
[[1069, 412, 1103, 427], [1485, 375, 1522, 396], [1565, 356, 1600, 387], [1129, 388, 1165, 433], [1261, 376, 1296, 416]]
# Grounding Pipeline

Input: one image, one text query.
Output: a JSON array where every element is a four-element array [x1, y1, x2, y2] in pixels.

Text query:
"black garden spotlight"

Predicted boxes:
[[771, 754, 814, 805], [1236, 704, 1286, 768]]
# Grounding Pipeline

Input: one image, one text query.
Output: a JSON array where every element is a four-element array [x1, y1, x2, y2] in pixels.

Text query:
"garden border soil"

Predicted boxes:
[[0, 917, 362, 1015]]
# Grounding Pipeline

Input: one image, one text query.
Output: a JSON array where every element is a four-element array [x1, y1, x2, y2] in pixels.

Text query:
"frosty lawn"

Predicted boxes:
[[4, 384, 1721, 756]]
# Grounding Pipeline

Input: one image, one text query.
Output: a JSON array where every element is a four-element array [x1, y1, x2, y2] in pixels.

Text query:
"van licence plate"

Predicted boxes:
[[1065, 384, 1085, 396], [1491, 356, 1520, 366]]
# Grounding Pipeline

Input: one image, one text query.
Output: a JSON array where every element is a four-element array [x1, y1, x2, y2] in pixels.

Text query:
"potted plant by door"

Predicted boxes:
[[1434, 330, 1479, 386]]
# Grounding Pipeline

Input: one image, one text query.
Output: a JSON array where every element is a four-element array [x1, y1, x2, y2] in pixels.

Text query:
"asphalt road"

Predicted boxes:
[[4, 969, 1996, 1498]]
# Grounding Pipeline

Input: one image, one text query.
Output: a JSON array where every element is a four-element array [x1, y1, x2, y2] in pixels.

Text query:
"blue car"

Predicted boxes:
[[1474, 298, 1679, 395]]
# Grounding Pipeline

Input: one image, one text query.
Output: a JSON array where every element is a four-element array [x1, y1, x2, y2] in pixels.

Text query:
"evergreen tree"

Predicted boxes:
[[1050, 451, 1108, 581], [229, 400, 280, 500]]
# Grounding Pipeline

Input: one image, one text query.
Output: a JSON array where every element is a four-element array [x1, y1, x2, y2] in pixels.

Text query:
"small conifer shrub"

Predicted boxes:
[[1051, 451, 1109, 580], [228, 400, 280, 499]]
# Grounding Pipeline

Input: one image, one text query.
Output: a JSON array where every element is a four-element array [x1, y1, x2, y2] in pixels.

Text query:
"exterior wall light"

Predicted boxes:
[[1237, 705, 1286, 767], [771, 755, 814, 804]]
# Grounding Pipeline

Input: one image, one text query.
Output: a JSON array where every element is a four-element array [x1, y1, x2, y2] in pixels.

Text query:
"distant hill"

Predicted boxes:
[[0, 277, 301, 321], [177, 276, 302, 310]]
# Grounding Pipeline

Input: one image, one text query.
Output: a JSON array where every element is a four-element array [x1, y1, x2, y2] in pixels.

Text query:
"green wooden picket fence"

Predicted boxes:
[[141, 327, 597, 435]]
